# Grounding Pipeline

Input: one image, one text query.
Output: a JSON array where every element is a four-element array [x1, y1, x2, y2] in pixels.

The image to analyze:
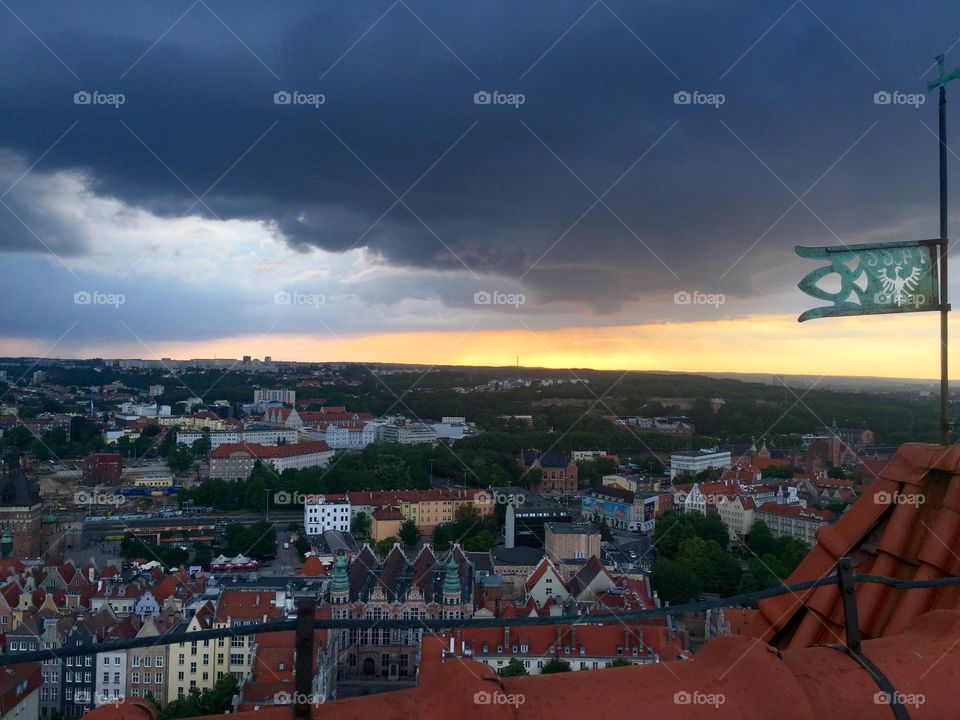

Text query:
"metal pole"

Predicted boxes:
[[836, 556, 861, 654], [294, 600, 315, 720], [939, 68, 951, 446]]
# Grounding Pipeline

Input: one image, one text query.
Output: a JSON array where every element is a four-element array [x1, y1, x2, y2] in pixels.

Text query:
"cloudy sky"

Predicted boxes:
[[2, 1, 960, 377]]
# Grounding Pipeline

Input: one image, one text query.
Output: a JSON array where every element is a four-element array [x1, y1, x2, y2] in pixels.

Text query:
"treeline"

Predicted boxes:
[[178, 443, 434, 512]]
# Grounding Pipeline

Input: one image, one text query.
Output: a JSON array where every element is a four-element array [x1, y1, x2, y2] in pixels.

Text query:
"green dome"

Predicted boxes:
[[329, 555, 350, 595], [42, 513, 57, 524]]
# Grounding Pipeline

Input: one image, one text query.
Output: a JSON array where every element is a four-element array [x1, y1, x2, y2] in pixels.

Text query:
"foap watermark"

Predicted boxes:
[[274, 691, 325, 706], [673, 690, 725, 708], [274, 90, 325, 108], [274, 290, 325, 308], [873, 291, 927, 309], [873, 691, 925, 709], [74, 290, 126, 308], [74, 491, 125, 507], [674, 90, 725, 108], [74, 90, 125, 108], [673, 290, 725, 307], [874, 490, 925, 507], [873, 90, 925, 109], [473, 490, 526, 507], [473, 690, 525, 707], [473, 290, 525, 308], [473, 90, 525, 108]]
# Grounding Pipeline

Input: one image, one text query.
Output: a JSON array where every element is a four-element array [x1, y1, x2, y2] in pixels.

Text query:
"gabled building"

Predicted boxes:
[[519, 450, 577, 494], [523, 558, 569, 607], [60, 618, 97, 719]]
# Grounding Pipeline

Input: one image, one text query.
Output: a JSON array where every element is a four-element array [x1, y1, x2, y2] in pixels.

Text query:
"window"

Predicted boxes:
[[85, 672, 91, 682], [114, 673, 120, 683], [132, 657, 141, 667], [143, 673, 151, 684], [177, 672, 184, 681], [155, 672, 163, 684], [230, 653, 243, 665], [155, 657, 163, 668], [114, 657, 121, 666], [131, 673, 140, 684], [144, 656, 152, 668], [86, 657, 92, 667], [102, 672, 109, 683], [65, 671, 72, 682], [189, 662, 197, 674]]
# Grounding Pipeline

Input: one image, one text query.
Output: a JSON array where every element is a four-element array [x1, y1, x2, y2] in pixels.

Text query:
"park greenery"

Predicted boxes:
[[650, 512, 808, 605]]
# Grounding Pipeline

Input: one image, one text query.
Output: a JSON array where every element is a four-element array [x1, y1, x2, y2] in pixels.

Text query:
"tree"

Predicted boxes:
[[608, 657, 632, 668], [166, 444, 193, 475], [650, 557, 702, 604], [351, 511, 371, 538], [158, 674, 238, 719], [375, 536, 398, 557], [192, 545, 212, 568], [499, 658, 529, 676], [745, 521, 775, 557], [399, 519, 420, 550], [541, 658, 572, 674], [652, 511, 697, 559]]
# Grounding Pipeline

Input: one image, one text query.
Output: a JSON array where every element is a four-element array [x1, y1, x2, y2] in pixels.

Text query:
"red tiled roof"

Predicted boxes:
[[208, 441, 331, 459], [523, 558, 565, 595], [372, 507, 404, 521], [745, 443, 960, 648], [81, 615, 960, 719], [215, 590, 283, 623], [300, 556, 328, 577]]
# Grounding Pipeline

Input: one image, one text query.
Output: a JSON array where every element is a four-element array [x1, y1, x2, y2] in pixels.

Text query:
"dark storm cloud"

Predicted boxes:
[[0, 0, 956, 315]]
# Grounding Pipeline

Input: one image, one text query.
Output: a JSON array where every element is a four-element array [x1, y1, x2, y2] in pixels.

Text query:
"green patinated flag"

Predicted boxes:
[[795, 240, 941, 322]]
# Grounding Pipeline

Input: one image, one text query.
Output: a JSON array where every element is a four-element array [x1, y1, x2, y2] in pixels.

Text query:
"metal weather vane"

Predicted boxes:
[[795, 239, 940, 322], [795, 54, 959, 444]]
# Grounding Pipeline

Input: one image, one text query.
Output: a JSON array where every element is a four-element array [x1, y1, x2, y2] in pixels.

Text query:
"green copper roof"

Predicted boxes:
[[442, 555, 460, 595], [329, 555, 349, 594]]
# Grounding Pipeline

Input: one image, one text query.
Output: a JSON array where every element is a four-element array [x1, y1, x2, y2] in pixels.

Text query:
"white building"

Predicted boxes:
[[304, 495, 352, 535], [254, 388, 296, 405], [94, 649, 126, 707], [176, 428, 298, 449], [307, 422, 375, 450], [572, 450, 608, 461], [118, 402, 171, 418], [373, 418, 437, 445], [669, 449, 732, 479], [431, 420, 466, 441]]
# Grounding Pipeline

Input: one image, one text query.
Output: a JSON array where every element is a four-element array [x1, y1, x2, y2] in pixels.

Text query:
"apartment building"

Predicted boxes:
[[208, 441, 333, 480], [754, 503, 835, 545]]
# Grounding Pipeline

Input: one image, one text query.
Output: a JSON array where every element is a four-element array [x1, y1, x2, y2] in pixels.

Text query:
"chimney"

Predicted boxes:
[[449, 636, 455, 654], [504, 626, 510, 648]]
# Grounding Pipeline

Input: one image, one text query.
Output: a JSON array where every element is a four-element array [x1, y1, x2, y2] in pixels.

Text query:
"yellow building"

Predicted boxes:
[[166, 603, 226, 702]]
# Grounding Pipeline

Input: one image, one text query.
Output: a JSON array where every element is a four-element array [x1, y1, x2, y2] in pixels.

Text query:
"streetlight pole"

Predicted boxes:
[[265, 488, 270, 521]]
